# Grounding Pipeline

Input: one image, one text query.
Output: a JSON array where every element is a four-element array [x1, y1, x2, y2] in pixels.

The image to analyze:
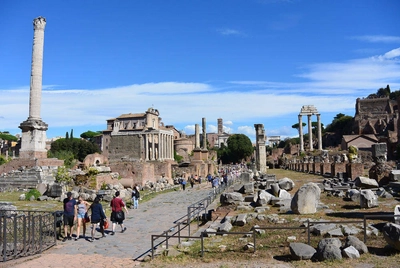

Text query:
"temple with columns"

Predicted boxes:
[[102, 108, 175, 162]]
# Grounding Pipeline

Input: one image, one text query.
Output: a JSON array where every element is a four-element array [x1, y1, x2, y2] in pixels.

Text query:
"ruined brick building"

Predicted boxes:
[[351, 97, 398, 158]]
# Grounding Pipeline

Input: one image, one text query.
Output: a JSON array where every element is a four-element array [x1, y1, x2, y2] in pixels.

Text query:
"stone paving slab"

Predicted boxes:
[[48, 184, 215, 260]]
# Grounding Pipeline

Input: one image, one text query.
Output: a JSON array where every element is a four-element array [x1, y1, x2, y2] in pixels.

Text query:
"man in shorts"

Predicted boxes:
[[63, 192, 77, 242]]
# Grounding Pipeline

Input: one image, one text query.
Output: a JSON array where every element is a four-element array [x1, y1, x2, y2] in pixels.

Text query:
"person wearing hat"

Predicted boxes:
[[63, 192, 77, 242]]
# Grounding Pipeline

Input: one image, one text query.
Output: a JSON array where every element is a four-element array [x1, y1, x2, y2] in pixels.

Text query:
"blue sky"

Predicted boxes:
[[1, 0, 400, 142]]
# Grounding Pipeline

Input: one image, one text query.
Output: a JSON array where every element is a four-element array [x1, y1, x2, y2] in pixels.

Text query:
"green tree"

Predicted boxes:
[[70, 129, 74, 139], [324, 113, 353, 135], [65, 132, 69, 139], [0, 132, 18, 142], [389, 89, 400, 100], [311, 121, 324, 135], [218, 134, 253, 164], [48, 150, 75, 168], [49, 138, 100, 162], [291, 123, 306, 131], [377, 85, 390, 97], [80, 130, 102, 143]]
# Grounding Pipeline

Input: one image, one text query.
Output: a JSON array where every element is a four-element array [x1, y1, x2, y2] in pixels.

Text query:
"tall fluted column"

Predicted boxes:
[[19, 17, 49, 159], [29, 17, 46, 120], [298, 115, 304, 152], [202, 118, 207, 149], [195, 124, 200, 148], [308, 114, 313, 151], [145, 134, 149, 160], [317, 114, 322, 150], [151, 134, 155, 160]]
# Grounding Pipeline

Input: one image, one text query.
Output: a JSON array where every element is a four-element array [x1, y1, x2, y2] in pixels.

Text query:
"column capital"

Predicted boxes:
[[33, 17, 46, 31]]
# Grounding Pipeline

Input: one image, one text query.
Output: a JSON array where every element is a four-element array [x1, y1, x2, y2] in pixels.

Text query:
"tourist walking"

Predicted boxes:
[[89, 196, 107, 242], [212, 176, 219, 194], [207, 174, 212, 184], [110, 191, 129, 235], [131, 184, 140, 209], [62, 192, 77, 242], [75, 196, 90, 240], [189, 176, 195, 188], [181, 178, 187, 191]]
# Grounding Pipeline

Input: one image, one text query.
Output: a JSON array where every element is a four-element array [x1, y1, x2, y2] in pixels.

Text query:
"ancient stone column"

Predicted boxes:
[[151, 133, 155, 160], [29, 17, 46, 120], [158, 133, 162, 161], [317, 114, 322, 150], [298, 115, 304, 152], [202, 117, 207, 149], [145, 134, 149, 160], [254, 124, 267, 173], [308, 114, 313, 151], [195, 124, 200, 148], [19, 17, 48, 159]]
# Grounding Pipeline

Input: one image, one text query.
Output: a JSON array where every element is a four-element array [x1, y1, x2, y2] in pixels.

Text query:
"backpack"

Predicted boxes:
[[135, 189, 140, 199]]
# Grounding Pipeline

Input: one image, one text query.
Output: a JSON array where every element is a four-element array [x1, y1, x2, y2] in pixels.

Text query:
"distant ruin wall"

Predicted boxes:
[[109, 160, 172, 186], [354, 97, 398, 136], [108, 135, 142, 161]]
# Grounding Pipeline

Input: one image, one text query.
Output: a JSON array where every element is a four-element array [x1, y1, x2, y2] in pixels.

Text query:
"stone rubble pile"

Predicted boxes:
[[185, 209, 376, 262]]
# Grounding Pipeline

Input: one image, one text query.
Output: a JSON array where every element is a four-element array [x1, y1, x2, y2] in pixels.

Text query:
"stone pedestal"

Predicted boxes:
[[321, 163, 331, 176], [313, 162, 321, 174], [201, 149, 209, 161], [19, 119, 48, 159], [346, 163, 363, 180], [331, 163, 346, 178], [192, 148, 202, 161]]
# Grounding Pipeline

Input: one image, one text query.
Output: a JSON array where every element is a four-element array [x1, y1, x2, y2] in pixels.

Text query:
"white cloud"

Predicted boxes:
[[376, 47, 400, 60], [2, 48, 400, 139], [223, 126, 233, 134], [352, 35, 400, 43], [183, 125, 195, 135], [237, 126, 256, 136], [208, 125, 218, 133], [217, 28, 244, 36]]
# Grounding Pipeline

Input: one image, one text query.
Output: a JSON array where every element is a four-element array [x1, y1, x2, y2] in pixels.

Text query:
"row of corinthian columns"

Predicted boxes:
[[144, 131, 174, 161]]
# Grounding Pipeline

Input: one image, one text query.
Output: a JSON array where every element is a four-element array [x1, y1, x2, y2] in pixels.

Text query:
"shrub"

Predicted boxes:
[[55, 166, 72, 183], [25, 189, 41, 200]]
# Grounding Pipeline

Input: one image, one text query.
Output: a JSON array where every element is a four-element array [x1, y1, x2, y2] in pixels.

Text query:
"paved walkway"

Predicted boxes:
[[10, 183, 215, 267]]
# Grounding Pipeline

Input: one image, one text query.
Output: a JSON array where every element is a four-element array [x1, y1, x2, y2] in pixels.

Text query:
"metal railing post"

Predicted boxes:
[[23, 215, 27, 255], [13, 215, 17, 259], [178, 222, 181, 244], [166, 231, 169, 249], [363, 216, 367, 243], [151, 235, 154, 259], [2, 216, 6, 262], [253, 229, 256, 253], [39, 215, 43, 253], [201, 232, 204, 257]]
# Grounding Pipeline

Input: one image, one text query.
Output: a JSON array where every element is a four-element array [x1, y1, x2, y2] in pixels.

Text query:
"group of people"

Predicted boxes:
[[62, 190, 130, 242]]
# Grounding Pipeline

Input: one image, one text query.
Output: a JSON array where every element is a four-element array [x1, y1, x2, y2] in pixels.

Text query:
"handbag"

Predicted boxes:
[[84, 212, 90, 223], [103, 219, 109, 229], [112, 197, 125, 221], [115, 211, 125, 221]]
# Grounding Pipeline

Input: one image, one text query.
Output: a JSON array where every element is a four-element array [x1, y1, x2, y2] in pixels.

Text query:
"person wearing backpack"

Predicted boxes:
[[131, 184, 140, 209]]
